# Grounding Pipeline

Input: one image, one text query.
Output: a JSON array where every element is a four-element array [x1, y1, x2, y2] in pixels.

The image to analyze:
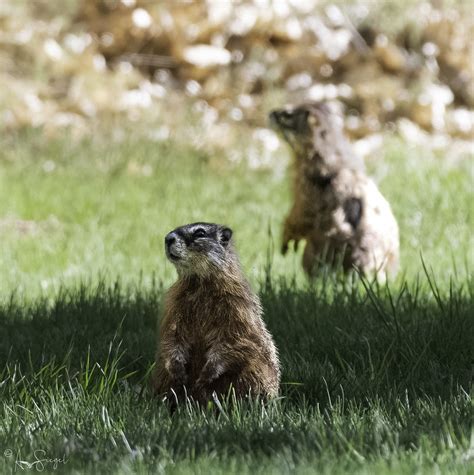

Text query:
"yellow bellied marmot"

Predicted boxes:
[[153, 222, 280, 405], [269, 101, 399, 280]]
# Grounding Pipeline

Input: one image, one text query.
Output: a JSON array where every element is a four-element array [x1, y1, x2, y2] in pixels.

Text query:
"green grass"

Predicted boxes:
[[0, 130, 471, 294], [0, 130, 472, 474]]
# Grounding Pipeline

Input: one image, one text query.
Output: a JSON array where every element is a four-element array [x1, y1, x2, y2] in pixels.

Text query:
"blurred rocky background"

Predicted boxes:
[[1, 0, 472, 166]]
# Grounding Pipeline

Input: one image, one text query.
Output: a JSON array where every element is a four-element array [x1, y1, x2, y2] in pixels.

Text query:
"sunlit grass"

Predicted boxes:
[[0, 131, 472, 296]]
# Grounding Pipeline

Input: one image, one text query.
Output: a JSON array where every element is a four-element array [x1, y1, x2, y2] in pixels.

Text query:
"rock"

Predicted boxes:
[[374, 34, 407, 73], [0, 0, 472, 153], [181, 44, 232, 68], [446, 108, 474, 139], [411, 83, 454, 131], [422, 15, 474, 106]]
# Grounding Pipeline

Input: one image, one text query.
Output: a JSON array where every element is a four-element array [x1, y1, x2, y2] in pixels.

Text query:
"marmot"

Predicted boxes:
[[269, 101, 399, 280], [153, 222, 280, 405]]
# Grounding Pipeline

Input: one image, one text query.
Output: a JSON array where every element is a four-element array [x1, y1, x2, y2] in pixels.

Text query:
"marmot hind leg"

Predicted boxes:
[[302, 240, 319, 276], [303, 235, 336, 276]]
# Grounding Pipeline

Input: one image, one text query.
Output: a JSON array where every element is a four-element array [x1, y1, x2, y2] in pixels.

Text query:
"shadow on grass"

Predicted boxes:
[[0, 275, 472, 405]]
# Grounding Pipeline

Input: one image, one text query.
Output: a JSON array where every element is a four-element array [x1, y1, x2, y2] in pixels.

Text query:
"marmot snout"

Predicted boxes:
[[154, 222, 280, 405]]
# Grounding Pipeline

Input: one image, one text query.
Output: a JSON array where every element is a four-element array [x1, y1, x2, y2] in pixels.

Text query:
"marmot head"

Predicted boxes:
[[269, 101, 337, 154], [269, 101, 364, 175], [165, 222, 234, 277]]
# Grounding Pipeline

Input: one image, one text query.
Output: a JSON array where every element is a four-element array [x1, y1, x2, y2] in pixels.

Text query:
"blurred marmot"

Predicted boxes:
[[270, 101, 399, 280], [153, 222, 280, 405]]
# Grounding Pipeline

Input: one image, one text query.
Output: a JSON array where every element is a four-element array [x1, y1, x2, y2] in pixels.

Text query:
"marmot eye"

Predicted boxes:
[[280, 111, 294, 123], [193, 228, 207, 239]]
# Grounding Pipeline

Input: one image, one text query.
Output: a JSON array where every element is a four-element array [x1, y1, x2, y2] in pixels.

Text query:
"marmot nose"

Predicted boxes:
[[165, 232, 176, 248]]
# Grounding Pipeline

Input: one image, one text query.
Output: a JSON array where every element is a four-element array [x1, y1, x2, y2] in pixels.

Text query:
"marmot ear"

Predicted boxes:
[[220, 227, 233, 246]]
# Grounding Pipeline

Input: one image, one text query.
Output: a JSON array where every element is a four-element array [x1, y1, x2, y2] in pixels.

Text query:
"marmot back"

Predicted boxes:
[[153, 222, 280, 405], [270, 101, 399, 280]]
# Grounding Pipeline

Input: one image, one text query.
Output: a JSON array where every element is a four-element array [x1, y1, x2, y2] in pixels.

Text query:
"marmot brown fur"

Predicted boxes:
[[270, 101, 399, 281], [153, 222, 280, 405]]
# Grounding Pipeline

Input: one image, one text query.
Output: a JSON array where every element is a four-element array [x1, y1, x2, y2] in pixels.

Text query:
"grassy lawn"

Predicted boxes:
[[0, 130, 472, 474]]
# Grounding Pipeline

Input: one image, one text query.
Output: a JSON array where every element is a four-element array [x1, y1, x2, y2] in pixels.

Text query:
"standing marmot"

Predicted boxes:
[[153, 222, 280, 405], [269, 101, 399, 280]]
